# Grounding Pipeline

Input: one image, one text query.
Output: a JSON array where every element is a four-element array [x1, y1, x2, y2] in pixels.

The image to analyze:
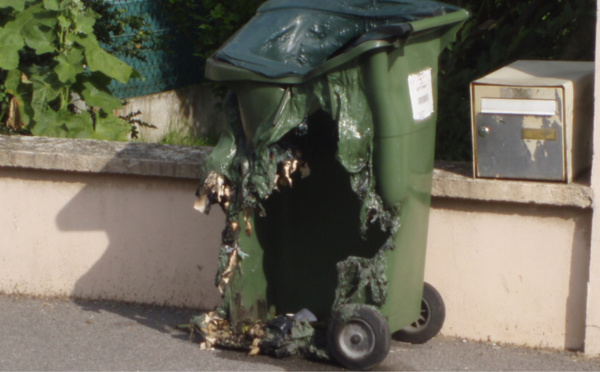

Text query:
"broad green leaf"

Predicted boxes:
[[59, 109, 95, 139], [87, 46, 141, 84], [80, 79, 123, 111], [4, 2, 45, 30], [58, 0, 73, 10], [54, 55, 78, 84], [57, 14, 71, 29], [74, 13, 95, 34], [4, 69, 22, 91], [94, 112, 130, 141], [0, 0, 25, 11], [88, 70, 112, 87], [30, 108, 69, 138], [32, 107, 95, 139], [22, 22, 56, 54], [0, 28, 24, 69], [14, 79, 34, 125], [70, 31, 97, 48], [0, 2, 52, 67], [75, 34, 141, 84], [65, 45, 85, 65], [43, 0, 59, 10], [16, 97, 32, 126], [0, 48, 21, 70], [30, 70, 62, 113], [54, 49, 84, 84], [31, 7, 59, 27]]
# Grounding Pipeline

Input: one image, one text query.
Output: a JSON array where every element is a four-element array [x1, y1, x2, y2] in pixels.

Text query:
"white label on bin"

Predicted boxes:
[[408, 68, 434, 121]]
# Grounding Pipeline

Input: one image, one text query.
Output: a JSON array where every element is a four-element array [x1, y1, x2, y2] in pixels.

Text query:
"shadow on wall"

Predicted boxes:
[[55, 144, 223, 319]]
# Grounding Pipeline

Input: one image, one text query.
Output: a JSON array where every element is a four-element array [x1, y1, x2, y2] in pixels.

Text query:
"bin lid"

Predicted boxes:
[[211, 0, 461, 79]]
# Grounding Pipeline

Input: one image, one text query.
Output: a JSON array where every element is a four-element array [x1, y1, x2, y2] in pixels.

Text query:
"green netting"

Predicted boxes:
[[103, 0, 204, 98]]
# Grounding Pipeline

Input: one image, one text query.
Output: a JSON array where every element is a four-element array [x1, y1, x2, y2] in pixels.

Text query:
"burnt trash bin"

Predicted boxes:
[[194, 1, 468, 370]]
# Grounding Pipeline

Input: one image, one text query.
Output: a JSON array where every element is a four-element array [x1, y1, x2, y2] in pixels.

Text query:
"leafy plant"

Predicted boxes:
[[0, 0, 142, 140], [120, 109, 157, 140], [159, 0, 595, 156]]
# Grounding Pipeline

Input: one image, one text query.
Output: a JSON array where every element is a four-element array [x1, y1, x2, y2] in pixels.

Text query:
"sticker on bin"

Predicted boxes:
[[408, 68, 434, 121]]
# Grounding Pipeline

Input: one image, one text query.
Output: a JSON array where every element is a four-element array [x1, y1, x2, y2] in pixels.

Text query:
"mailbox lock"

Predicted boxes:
[[478, 126, 490, 138]]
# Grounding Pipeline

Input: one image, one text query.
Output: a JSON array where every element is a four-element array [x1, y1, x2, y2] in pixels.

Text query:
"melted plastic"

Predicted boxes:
[[197, 64, 397, 359], [215, 0, 458, 78], [195, 0, 463, 360]]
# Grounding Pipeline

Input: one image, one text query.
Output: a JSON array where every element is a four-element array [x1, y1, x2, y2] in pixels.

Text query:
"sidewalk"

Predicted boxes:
[[1, 294, 599, 371]]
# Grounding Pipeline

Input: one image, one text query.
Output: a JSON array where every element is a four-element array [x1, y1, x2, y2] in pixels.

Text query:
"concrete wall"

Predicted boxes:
[[0, 168, 223, 309], [584, 0, 600, 356], [114, 85, 225, 143], [0, 135, 595, 353], [426, 163, 593, 351], [427, 200, 591, 351], [0, 136, 221, 309]]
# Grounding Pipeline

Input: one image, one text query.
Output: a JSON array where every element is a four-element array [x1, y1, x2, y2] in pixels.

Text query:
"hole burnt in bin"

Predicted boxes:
[[255, 110, 388, 321]]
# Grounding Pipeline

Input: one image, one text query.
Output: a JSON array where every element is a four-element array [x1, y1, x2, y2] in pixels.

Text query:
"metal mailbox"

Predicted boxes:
[[471, 60, 594, 182]]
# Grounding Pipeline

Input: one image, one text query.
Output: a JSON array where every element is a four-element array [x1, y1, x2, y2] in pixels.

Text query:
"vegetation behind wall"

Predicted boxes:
[[0, 0, 143, 140], [162, 0, 595, 159], [1, 0, 595, 151], [436, 0, 596, 160]]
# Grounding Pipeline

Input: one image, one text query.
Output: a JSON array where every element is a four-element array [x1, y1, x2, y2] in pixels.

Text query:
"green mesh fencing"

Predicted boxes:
[[104, 0, 204, 98]]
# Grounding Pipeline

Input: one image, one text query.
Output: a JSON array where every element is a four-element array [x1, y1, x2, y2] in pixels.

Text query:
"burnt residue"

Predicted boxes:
[[191, 310, 331, 361], [261, 318, 330, 360], [192, 0, 455, 358], [189, 0, 468, 362], [334, 250, 389, 309], [194, 63, 403, 359], [256, 110, 389, 321]]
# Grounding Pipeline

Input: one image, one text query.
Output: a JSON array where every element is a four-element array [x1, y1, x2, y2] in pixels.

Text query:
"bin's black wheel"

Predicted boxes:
[[328, 304, 391, 371], [393, 282, 445, 344]]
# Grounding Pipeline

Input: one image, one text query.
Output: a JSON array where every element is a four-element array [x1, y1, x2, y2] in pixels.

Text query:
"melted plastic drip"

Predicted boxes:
[[195, 63, 401, 359]]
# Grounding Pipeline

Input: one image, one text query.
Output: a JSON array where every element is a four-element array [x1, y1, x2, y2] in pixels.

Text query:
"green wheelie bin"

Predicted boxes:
[[194, 1, 468, 369]]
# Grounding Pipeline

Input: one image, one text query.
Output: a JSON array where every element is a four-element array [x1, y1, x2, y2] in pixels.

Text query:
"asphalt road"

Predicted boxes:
[[1, 295, 599, 371]]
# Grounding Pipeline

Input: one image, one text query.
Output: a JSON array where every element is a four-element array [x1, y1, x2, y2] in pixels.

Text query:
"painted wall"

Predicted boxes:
[[426, 199, 591, 351], [0, 168, 223, 309], [115, 85, 225, 142], [583, 0, 600, 356], [0, 164, 591, 351]]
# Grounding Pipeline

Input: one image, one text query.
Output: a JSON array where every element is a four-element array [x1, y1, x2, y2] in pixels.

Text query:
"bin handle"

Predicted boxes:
[[351, 8, 469, 50], [408, 9, 470, 34], [352, 23, 413, 47]]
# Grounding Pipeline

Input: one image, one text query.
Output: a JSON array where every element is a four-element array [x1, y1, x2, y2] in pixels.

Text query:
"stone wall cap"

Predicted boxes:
[[0, 135, 592, 208], [0, 135, 210, 180], [433, 161, 593, 209]]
